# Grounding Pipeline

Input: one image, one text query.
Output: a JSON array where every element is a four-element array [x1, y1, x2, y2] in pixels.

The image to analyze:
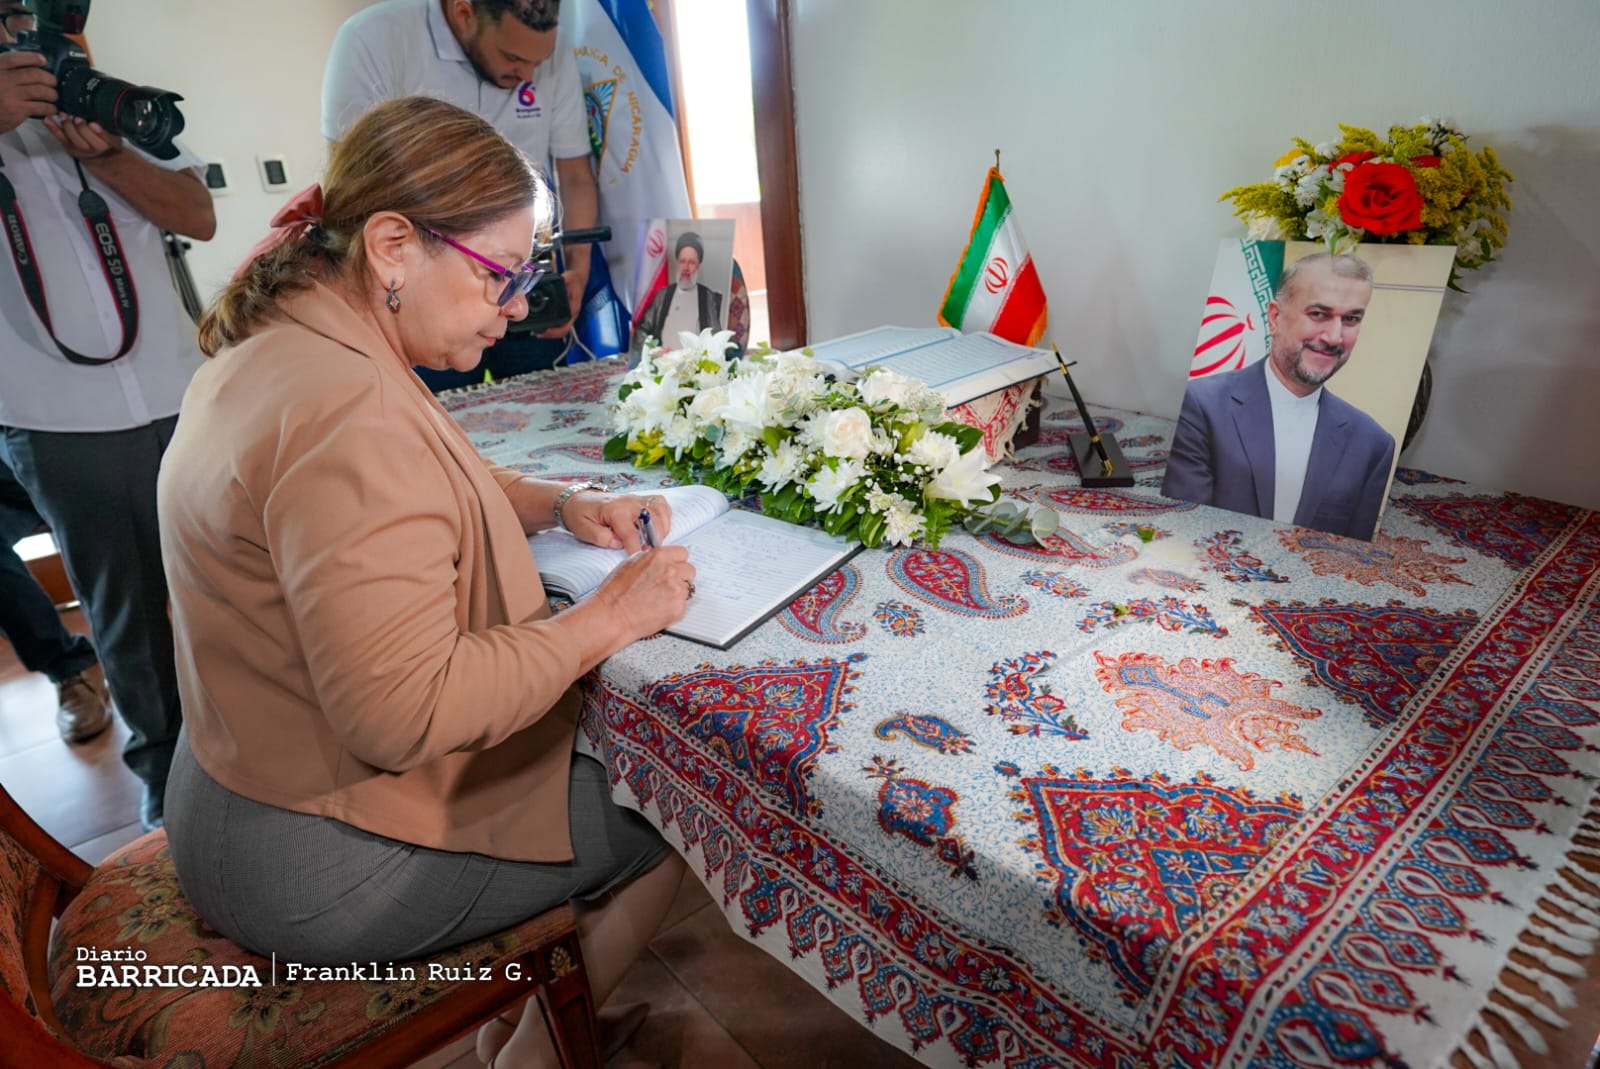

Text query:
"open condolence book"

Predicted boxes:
[[805, 325, 1058, 406], [528, 485, 861, 650]]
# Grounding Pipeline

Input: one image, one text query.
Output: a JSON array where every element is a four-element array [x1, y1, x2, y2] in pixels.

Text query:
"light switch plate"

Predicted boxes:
[[203, 161, 229, 194], [257, 155, 291, 192]]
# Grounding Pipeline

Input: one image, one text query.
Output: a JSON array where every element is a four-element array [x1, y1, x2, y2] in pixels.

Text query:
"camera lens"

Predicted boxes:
[[57, 64, 186, 160]]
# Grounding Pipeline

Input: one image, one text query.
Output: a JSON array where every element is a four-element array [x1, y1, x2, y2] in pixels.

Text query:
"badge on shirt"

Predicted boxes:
[[515, 82, 543, 119]]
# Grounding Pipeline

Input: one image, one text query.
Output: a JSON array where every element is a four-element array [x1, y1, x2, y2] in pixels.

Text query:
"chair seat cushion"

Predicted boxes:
[[48, 832, 576, 1067]]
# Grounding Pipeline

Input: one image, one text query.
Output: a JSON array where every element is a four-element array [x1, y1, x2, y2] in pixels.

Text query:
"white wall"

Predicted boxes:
[[789, 0, 1600, 510], [87, 0, 372, 298]]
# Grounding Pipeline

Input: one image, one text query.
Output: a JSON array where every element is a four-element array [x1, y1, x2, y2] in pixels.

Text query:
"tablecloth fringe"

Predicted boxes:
[[1440, 833, 1600, 1069], [1457, 1018, 1523, 1069]]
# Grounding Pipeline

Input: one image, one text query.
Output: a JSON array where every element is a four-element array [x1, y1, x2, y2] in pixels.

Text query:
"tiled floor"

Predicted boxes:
[[1, 614, 923, 1069]]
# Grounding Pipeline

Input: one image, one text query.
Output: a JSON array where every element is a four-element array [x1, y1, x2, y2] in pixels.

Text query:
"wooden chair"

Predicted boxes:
[[0, 780, 602, 1068]]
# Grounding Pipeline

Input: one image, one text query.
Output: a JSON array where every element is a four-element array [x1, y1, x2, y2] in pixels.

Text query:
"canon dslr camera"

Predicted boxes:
[[1, 0, 186, 160]]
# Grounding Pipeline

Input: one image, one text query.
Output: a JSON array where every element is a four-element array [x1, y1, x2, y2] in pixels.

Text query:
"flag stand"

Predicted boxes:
[[1053, 350, 1135, 488]]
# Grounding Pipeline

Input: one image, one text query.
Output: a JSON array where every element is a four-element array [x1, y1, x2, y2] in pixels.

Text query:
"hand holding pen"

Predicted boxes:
[[557, 488, 672, 552], [635, 506, 659, 550], [635, 502, 694, 597]]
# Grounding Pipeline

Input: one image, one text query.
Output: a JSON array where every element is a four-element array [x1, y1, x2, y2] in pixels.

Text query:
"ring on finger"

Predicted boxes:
[[685, 579, 696, 598]]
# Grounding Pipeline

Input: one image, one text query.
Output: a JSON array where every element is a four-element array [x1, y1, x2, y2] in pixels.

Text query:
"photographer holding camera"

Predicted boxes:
[[0, 0, 214, 830], [323, 0, 600, 392]]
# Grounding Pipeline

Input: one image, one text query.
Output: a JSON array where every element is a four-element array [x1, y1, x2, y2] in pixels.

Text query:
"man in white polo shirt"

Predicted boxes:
[[0, 4, 216, 829], [1163, 253, 1396, 541], [323, 0, 598, 391]]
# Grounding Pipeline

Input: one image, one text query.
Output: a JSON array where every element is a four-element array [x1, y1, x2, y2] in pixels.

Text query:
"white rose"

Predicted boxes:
[[650, 348, 691, 380], [927, 447, 1001, 504], [818, 407, 875, 461], [773, 350, 821, 377], [857, 368, 918, 409], [807, 459, 865, 511], [686, 384, 729, 427]]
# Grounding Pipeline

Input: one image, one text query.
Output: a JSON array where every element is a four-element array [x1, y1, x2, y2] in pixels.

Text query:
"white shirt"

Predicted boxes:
[[0, 124, 205, 432], [661, 285, 699, 340], [1264, 363, 1323, 524], [322, 0, 590, 176]]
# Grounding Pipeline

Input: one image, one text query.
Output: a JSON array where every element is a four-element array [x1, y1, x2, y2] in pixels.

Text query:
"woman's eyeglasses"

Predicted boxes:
[[421, 226, 546, 308]]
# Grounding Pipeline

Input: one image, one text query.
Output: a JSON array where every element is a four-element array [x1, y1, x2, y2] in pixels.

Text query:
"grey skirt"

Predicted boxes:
[[164, 736, 671, 965]]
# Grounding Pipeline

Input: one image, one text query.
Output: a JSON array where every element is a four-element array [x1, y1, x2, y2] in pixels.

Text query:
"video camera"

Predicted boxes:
[[0, 0, 186, 160], [513, 224, 612, 335]]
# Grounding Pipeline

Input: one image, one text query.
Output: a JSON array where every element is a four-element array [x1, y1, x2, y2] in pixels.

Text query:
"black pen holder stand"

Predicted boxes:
[[1068, 433, 1136, 488]]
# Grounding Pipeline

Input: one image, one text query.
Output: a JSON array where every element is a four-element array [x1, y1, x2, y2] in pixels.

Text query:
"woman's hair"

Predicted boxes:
[[198, 96, 550, 356]]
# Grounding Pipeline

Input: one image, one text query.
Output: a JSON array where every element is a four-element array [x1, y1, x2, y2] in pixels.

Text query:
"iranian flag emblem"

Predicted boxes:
[[937, 167, 1048, 346]]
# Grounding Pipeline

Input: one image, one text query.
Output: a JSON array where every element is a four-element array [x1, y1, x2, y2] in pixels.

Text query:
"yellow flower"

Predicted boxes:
[[1274, 147, 1305, 167]]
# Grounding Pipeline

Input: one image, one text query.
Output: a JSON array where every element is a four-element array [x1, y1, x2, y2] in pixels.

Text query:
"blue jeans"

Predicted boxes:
[[0, 459, 96, 684], [413, 333, 570, 394]]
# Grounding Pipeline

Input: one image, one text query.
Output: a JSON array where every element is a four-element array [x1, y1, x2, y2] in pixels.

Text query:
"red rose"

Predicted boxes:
[[1329, 150, 1377, 171], [1410, 154, 1442, 167], [1338, 161, 1423, 235]]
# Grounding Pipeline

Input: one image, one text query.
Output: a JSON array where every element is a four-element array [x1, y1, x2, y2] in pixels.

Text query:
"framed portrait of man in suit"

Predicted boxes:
[[1164, 243, 1445, 541]]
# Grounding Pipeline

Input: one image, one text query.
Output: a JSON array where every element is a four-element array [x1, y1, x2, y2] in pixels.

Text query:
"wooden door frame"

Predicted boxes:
[[743, 0, 807, 348], [651, 0, 807, 349]]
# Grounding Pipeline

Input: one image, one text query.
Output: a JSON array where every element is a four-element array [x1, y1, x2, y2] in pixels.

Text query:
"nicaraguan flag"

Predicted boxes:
[[565, 0, 691, 309], [571, 243, 631, 360], [937, 168, 1048, 347]]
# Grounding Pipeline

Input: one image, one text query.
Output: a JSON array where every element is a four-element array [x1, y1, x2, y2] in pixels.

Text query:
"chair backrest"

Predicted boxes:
[[0, 781, 105, 1068]]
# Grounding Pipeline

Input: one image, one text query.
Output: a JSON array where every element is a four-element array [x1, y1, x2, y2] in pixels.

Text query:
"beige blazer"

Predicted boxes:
[[159, 283, 584, 861]]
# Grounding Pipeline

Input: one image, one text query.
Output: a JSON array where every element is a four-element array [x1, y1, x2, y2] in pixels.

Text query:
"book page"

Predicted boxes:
[[870, 333, 1058, 401], [671, 511, 857, 648], [805, 325, 957, 366], [529, 485, 729, 600]]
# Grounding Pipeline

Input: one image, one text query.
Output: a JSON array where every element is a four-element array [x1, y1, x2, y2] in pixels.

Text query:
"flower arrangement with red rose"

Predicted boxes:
[[1221, 118, 1512, 278]]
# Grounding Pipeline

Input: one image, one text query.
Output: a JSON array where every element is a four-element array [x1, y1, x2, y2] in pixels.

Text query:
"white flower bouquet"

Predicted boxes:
[[604, 329, 1009, 548]]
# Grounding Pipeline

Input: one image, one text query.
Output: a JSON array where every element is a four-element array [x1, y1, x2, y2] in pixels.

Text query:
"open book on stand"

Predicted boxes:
[[805, 325, 1057, 406], [528, 485, 860, 650]]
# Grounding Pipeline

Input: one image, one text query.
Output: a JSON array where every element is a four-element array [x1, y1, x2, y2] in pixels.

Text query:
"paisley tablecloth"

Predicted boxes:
[[442, 361, 1600, 1069]]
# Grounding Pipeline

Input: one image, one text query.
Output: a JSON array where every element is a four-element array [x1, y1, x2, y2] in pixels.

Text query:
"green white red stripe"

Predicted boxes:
[[938, 167, 1048, 346]]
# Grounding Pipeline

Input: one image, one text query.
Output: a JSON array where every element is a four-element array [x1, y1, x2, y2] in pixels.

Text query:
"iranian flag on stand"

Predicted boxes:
[[938, 167, 1048, 345], [937, 166, 1049, 463]]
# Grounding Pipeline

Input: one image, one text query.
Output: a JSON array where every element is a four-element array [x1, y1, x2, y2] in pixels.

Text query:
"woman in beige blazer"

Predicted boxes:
[[157, 97, 694, 1069]]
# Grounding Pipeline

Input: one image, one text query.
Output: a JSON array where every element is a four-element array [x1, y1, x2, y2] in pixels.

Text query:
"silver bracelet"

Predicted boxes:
[[551, 481, 604, 533]]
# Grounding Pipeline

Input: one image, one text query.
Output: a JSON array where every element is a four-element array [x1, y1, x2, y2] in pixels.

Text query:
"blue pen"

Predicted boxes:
[[636, 506, 658, 549]]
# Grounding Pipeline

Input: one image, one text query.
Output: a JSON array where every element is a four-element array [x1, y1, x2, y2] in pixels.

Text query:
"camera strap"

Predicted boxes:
[[0, 154, 139, 365]]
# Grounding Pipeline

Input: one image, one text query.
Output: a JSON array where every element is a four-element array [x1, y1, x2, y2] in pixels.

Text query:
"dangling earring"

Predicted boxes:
[[385, 280, 402, 314]]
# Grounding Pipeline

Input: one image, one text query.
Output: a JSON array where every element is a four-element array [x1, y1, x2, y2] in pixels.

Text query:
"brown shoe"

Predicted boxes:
[[56, 664, 112, 743]]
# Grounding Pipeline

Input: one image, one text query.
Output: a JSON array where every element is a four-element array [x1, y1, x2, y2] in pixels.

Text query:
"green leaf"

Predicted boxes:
[[602, 435, 630, 462], [859, 512, 886, 548], [935, 422, 984, 452], [617, 382, 638, 401]]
